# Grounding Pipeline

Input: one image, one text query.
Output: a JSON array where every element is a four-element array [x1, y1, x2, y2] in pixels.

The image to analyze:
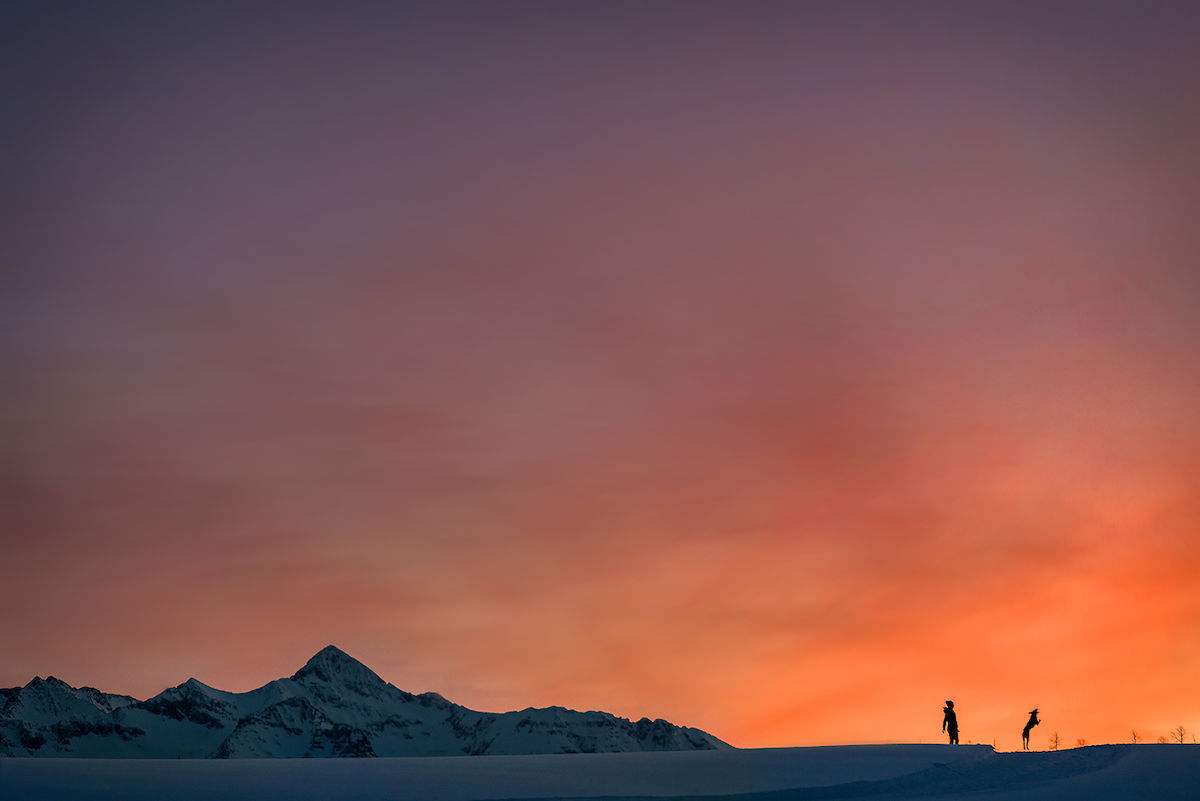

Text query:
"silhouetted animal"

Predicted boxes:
[[942, 701, 959, 745], [1022, 708, 1039, 750]]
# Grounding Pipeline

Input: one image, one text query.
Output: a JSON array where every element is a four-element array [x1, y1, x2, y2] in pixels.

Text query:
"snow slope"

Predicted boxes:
[[0, 744, 1196, 801], [0, 646, 727, 758]]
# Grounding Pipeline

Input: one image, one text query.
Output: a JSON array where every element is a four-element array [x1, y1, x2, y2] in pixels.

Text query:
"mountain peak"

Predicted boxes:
[[313, 644, 352, 661], [290, 646, 385, 688], [25, 676, 71, 690], [180, 677, 223, 695]]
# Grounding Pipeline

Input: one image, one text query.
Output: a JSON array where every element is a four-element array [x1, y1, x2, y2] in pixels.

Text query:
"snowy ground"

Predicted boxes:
[[1, 744, 1197, 800]]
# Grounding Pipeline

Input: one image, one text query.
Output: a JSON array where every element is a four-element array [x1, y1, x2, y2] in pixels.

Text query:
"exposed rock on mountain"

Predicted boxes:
[[1, 646, 729, 758]]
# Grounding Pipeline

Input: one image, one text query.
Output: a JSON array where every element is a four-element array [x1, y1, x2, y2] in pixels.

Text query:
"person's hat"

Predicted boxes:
[[1030, 708, 1038, 714], [946, 700, 954, 707]]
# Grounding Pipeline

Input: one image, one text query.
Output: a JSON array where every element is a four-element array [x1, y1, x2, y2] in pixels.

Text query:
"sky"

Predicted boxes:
[[3, 1, 1199, 751]]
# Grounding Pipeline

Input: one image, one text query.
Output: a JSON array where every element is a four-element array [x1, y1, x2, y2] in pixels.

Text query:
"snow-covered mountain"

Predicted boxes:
[[0, 646, 729, 757]]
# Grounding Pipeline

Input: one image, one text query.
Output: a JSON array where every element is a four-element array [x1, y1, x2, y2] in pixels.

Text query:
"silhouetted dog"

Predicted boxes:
[[1022, 709, 1039, 750]]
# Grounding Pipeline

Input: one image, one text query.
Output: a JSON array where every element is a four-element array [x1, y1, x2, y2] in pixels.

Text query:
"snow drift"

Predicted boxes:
[[1, 743, 1197, 800]]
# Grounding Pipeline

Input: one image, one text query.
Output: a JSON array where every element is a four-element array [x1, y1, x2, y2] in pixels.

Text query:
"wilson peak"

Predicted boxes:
[[291, 646, 384, 685]]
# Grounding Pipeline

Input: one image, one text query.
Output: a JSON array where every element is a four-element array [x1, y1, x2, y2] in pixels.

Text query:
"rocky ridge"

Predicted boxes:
[[0, 646, 729, 758]]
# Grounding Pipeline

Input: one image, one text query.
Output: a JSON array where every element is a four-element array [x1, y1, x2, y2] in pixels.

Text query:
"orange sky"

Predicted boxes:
[[4, 1, 1199, 752]]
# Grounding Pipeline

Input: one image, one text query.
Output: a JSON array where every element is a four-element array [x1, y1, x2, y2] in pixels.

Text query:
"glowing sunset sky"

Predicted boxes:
[[4, 2, 1199, 751]]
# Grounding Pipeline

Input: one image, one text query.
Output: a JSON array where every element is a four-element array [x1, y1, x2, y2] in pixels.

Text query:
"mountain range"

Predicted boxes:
[[0, 646, 729, 757]]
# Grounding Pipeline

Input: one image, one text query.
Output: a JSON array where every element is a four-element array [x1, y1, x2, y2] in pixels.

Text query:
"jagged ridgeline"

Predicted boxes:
[[0, 646, 730, 757]]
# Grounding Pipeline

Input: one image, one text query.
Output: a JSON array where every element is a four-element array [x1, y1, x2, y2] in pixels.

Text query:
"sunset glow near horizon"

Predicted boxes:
[[5, 2, 1199, 752]]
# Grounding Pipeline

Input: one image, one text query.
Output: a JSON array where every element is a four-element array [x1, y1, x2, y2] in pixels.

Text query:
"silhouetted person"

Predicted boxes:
[[942, 700, 959, 745], [1022, 708, 1039, 750]]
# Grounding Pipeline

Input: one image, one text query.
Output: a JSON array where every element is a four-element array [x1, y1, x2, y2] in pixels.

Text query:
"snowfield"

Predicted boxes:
[[2, 743, 1197, 800]]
